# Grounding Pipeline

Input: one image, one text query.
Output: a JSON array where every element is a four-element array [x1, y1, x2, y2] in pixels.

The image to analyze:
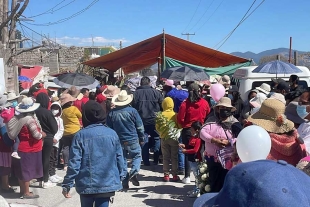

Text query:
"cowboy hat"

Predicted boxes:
[[60, 94, 76, 106], [7, 92, 20, 101], [112, 90, 133, 106], [256, 83, 271, 95], [103, 85, 120, 99], [219, 75, 231, 85], [214, 97, 236, 112], [248, 99, 294, 134], [0, 94, 11, 108], [15, 97, 40, 113]]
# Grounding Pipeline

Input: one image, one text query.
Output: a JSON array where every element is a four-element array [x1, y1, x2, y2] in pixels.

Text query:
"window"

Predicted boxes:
[[252, 81, 308, 91]]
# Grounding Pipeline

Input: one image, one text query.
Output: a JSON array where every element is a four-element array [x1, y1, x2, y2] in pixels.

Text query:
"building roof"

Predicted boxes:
[[20, 65, 43, 89], [83, 33, 248, 74]]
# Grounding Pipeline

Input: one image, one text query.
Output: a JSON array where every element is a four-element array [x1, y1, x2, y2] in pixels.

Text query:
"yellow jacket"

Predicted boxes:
[[62, 106, 82, 136], [155, 97, 181, 139]]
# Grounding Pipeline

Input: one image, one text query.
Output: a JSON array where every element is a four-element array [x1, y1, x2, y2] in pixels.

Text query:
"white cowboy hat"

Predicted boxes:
[[16, 97, 40, 113], [112, 90, 133, 106], [256, 83, 271, 95], [7, 92, 20, 101]]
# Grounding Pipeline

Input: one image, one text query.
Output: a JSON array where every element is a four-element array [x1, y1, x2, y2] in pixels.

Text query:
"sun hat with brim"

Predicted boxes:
[[214, 97, 236, 112], [256, 83, 271, 95], [7, 92, 20, 101], [269, 93, 286, 105], [219, 75, 231, 85], [60, 94, 76, 106], [194, 160, 310, 207], [103, 85, 121, 99], [15, 97, 40, 113], [248, 98, 294, 134], [285, 101, 305, 124], [249, 93, 267, 108], [0, 95, 11, 108], [112, 90, 133, 106]]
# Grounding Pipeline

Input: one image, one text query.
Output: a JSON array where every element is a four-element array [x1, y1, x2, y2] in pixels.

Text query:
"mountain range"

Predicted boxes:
[[230, 48, 309, 65]]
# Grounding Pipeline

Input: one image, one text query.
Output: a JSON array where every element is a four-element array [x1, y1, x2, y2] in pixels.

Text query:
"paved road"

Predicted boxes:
[[4, 164, 196, 207]]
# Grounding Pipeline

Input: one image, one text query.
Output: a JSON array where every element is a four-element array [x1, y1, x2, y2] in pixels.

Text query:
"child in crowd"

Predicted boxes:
[[49, 101, 64, 183], [155, 97, 181, 182], [180, 121, 202, 198]]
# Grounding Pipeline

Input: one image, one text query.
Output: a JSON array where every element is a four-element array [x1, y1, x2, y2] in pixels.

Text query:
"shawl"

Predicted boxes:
[[6, 113, 41, 140], [268, 130, 306, 166]]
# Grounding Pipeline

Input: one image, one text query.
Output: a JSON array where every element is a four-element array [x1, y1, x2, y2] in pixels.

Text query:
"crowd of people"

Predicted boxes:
[[0, 74, 310, 207]]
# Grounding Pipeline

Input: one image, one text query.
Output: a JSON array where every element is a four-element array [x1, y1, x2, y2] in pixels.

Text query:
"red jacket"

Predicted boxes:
[[185, 136, 202, 161], [177, 98, 210, 128]]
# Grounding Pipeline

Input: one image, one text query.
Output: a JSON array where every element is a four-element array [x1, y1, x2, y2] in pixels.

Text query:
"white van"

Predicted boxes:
[[233, 66, 310, 101]]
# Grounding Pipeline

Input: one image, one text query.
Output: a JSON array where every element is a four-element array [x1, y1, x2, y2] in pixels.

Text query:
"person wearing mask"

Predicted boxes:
[[62, 101, 124, 207], [177, 83, 210, 184], [227, 85, 243, 120], [107, 90, 144, 190], [200, 97, 240, 192], [35, 93, 58, 189], [132, 77, 163, 166], [80, 88, 90, 104], [49, 101, 64, 184], [240, 90, 258, 122], [60, 94, 82, 171]]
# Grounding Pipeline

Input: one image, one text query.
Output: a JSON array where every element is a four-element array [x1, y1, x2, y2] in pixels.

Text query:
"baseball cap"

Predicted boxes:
[[276, 81, 290, 92], [194, 160, 310, 207]]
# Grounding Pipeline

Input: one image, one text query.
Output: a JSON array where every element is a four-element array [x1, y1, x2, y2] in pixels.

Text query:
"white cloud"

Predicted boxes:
[[55, 36, 128, 46]]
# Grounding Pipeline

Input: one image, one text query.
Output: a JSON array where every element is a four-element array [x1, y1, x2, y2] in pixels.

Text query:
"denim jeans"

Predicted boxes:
[[80, 195, 110, 207], [190, 161, 199, 192], [178, 136, 185, 171], [141, 125, 160, 165], [181, 128, 192, 177], [122, 140, 141, 182]]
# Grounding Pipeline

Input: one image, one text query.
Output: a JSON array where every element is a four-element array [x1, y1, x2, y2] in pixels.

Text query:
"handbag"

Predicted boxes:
[[216, 129, 234, 170]]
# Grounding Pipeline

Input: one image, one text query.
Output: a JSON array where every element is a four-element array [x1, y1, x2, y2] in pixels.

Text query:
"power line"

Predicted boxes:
[[28, 0, 67, 18], [29, 0, 77, 18], [182, 0, 202, 33], [25, 0, 99, 26], [188, 0, 215, 32], [195, 0, 225, 32], [199, 0, 265, 65]]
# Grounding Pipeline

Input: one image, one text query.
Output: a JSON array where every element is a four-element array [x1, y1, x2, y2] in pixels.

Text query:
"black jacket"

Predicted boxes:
[[35, 93, 58, 139], [132, 85, 163, 126]]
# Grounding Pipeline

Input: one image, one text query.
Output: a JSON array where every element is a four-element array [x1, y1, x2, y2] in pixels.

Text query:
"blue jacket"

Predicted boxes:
[[107, 106, 145, 143], [166, 88, 188, 113], [62, 124, 124, 195]]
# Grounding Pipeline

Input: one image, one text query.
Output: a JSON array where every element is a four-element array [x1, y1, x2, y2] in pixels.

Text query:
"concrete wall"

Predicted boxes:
[[13, 47, 84, 74]]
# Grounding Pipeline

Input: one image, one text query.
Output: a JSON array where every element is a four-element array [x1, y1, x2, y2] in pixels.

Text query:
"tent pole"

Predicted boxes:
[[161, 29, 166, 72], [158, 57, 161, 79]]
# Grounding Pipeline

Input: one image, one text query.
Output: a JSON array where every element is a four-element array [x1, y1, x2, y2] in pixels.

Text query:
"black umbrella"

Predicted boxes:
[[53, 73, 100, 89], [160, 66, 210, 81]]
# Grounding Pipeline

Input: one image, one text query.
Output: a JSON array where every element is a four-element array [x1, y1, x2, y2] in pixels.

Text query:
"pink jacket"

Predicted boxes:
[[200, 123, 233, 158]]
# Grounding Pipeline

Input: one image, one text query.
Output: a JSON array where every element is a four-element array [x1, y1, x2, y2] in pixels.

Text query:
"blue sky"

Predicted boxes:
[[20, 0, 310, 53]]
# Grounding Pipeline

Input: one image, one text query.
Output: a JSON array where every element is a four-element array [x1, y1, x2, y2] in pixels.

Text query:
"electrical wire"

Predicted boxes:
[[188, 0, 215, 32], [182, 0, 202, 33], [194, 0, 225, 32], [199, 0, 265, 65], [28, 0, 67, 18], [25, 0, 99, 26]]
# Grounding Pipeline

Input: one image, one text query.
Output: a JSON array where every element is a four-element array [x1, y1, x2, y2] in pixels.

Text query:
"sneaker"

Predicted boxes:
[[122, 182, 129, 190], [42, 181, 56, 189], [129, 174, 140, 186], [49, 175, 61, 183], [171, 175, 180, 182], [188, 191, 200, 198], [54, 174, 63, 181], [11, 152, 21, 159], [163, 175, 170, 182], [182, 177, 191, 184]]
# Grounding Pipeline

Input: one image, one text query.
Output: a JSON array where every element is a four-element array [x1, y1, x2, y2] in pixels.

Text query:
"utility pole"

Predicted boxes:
[[2, 0, 9, 48], [182, 33, 195, 41], [9, 0, 17, 49], [119, 40, 123, 77]]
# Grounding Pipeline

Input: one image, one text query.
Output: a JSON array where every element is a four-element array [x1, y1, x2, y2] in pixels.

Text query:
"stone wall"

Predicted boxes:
[[13, 47, 84, 74]]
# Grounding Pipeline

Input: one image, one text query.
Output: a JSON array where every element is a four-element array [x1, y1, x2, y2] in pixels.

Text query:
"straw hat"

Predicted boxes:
[[219, 75, 231, 85], [16, 97, 40, 113], [214, 97, 236, 112], [256, 83, 271, 95], [103, 85, 121, 99], [248, 99, 294, 134], [60, 94, 76, 106], [7, 92, 19, 101], [51, 96, 60, 102], [112, 90, 133, 106]]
